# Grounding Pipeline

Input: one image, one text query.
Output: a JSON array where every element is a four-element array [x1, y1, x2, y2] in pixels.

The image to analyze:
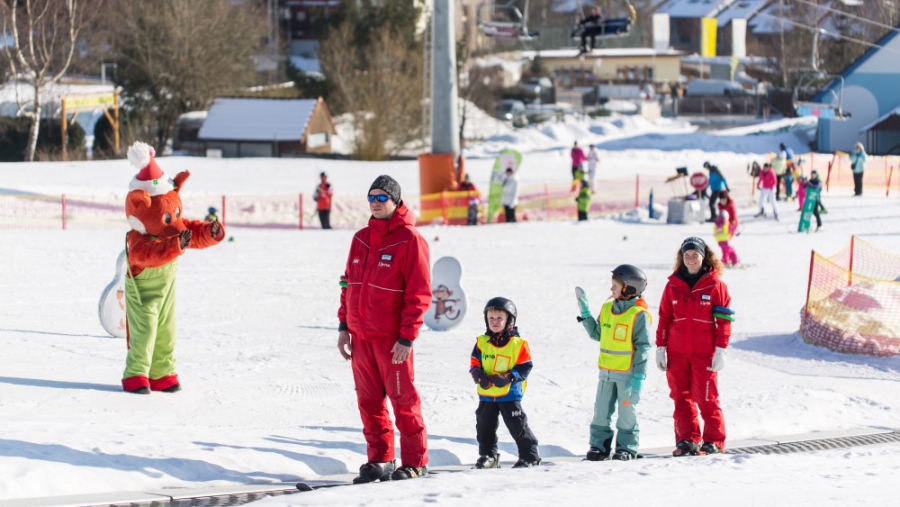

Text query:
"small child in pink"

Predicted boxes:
[[796, 174, 808, 210], [714, 212, 740, 267]]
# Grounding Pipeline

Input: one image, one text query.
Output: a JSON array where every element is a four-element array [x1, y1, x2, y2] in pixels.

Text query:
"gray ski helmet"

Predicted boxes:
[[484, 297, 517, 330], [611, 264, 648, 298]]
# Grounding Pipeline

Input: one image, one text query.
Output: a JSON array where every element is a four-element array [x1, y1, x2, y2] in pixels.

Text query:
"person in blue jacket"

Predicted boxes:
[[850, 142, 867, 196], [704, 161, 730, 222], [469, 297, 540, 469]]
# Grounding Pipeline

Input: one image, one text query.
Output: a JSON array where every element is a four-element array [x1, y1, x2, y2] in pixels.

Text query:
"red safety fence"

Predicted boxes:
[[801, 236, 900, 357]]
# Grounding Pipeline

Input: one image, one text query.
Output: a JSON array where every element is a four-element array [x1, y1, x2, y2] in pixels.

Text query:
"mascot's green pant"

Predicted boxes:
[[122, 260, 179, 392]]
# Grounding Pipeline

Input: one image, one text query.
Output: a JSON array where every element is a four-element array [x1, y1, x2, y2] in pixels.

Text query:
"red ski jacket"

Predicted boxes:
[[338, 203, 431, 342], [656, 269, 732, 356]]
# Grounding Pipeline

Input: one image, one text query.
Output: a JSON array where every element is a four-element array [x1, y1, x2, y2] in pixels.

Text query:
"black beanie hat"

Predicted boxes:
[[369, 175, 401, 204], [681, 236, 706, 256]]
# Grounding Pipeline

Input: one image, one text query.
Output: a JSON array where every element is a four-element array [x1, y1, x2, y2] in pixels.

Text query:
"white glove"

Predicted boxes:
[[708, 347, 727, 372], [655, 346, 667, 371]]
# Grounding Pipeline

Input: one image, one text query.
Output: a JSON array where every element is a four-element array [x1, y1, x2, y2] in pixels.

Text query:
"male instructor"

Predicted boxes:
[[338, 175, 432, 482]]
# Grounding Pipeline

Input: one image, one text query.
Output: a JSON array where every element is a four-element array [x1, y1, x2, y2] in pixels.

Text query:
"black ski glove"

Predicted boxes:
[[471, 369, 491, 390], [488, 373, 511, 388]]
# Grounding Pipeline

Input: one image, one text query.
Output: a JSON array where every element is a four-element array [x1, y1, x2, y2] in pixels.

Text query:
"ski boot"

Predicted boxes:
[[754, 211, 765, 218], [672, 440, 700, 457], [391, 464, 427, 480], [511, 458, 541, 468], [474, 454, 500, 469], [611, 451, 635, 461], [700, 442, 724, 455], [584, 446, 609, 461], [352, 460, 395, 484]]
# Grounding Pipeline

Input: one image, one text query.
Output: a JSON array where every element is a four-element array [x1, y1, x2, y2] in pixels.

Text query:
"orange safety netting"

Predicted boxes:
[[801, 237, 900, 356]]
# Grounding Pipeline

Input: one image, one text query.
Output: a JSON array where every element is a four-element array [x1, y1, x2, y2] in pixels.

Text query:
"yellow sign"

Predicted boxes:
[[64, 94, 115, 112], [701, 18, 717, 58]]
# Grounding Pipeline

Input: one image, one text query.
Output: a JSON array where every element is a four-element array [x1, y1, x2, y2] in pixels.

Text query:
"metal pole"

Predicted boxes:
[[61, 97, 68, 162], [431, 0, 459, 156]]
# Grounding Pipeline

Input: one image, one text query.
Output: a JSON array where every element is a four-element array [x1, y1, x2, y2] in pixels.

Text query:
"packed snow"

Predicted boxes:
[[2, 115, 900, 506]]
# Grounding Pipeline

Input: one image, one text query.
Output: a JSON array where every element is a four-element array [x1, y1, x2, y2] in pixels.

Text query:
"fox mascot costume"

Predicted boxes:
[[122, 141, 225, 394]]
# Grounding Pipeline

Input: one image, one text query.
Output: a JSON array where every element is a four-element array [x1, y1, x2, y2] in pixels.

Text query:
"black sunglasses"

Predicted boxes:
[[367, 194, 390, 203]]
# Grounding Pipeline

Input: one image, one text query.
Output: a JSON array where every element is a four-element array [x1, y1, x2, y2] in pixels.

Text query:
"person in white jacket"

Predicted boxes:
[[501, 167, 520, 223], [586, 145, 600, 191]]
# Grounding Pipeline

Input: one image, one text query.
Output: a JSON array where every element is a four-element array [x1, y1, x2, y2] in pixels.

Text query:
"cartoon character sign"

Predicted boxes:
[[424, 257, 468, 331], [98, 249, 128, 338]]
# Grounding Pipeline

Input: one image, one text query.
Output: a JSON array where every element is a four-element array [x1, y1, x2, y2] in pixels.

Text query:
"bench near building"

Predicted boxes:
[[197, 97, 336, 157]]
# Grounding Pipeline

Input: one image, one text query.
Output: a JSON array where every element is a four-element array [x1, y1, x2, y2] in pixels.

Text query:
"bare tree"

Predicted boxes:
[[320, 22, 423, 160], [108, 0, 266, 152], [0, 0, 94, 162]]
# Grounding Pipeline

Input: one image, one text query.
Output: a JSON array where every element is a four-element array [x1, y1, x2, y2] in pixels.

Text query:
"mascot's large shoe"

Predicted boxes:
[[121, 141, 225, 394]]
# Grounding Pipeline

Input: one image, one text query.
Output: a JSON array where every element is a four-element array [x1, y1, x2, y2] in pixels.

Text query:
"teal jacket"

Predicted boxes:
[[580, 297, 651, 382], [850, 149, 867, 173]]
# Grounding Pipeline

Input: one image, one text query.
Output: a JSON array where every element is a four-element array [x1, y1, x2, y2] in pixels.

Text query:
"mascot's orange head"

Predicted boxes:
[[125, 141, 190, 238]]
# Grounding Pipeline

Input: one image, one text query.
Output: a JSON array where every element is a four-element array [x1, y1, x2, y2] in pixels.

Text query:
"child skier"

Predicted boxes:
[[575, 265, 652, 460], [576, 179, 592, 221], [754, 163, 779, 220], [714, 212, 740, 268], [469, 297, 541, 469], [796, 174, 808, 210]]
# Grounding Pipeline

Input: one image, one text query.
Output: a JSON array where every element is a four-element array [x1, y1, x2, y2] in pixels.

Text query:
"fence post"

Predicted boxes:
[[61, 194, 67, 230], [805, 250, 815, 316], [440, 191, 448, 224], [887, 165, 893, 197], [848, 236, 855, 287], [634, 174, 640, 208], [299, 193, 304, 230]]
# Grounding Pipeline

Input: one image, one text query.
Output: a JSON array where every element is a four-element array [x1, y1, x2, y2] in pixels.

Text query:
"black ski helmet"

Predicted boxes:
[[611, 264, 648, 298], [484, 297, 517, 330]]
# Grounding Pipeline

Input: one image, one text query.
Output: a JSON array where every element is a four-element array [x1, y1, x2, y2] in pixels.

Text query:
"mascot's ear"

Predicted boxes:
[[126, 189, 151, 211], [173, 171, 190, 193]]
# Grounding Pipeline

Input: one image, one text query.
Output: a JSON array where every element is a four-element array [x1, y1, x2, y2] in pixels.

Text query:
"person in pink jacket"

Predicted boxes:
[[571, 141, 586, 181], [754, 163, 779, 220]]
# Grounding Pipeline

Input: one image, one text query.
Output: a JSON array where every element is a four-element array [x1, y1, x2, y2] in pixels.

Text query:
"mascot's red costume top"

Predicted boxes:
[[122, 141, 225, 394]]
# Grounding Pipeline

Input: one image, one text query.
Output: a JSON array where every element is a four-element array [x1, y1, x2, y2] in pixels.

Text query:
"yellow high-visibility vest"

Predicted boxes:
[[476, 334, 527, 397], [714, 222, 730, 242], [598, 301, 650, 372]]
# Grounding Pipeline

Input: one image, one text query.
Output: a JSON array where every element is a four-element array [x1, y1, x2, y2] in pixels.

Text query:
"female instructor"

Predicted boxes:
[[655, 237, 733, 456]]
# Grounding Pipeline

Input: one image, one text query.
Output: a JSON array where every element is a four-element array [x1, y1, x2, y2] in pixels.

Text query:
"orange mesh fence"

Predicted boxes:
[[794, 152, 900, 196], [801, 238, 900, 357]]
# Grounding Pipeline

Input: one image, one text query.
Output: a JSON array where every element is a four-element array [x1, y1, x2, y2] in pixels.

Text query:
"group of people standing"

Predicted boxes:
[[336, 174, 733, 483]]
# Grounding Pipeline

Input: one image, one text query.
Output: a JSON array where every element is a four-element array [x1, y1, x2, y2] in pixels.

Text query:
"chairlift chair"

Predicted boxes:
[[793, 73, 850, 121], [570, 1, 637, 45], [478, 0, 539, 41]]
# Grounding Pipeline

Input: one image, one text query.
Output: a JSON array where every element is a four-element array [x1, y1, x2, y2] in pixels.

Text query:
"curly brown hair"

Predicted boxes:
[[673, 244, 724, 275]]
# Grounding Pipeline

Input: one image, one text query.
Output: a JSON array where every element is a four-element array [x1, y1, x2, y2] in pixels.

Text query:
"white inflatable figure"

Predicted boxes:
[[98, 249, 128, 338], [424, 256, 468, 331]]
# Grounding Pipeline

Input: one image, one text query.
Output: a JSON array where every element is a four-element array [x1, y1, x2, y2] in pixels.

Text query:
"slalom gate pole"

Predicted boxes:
[[805, 250, 815, 315], [61, 194, 67, 230], [299, 193, 303, 230]]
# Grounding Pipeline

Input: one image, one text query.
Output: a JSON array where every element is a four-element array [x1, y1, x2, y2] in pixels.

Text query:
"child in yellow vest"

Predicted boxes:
[[575, 265, 652, 460], [469, 297, 540, 469]]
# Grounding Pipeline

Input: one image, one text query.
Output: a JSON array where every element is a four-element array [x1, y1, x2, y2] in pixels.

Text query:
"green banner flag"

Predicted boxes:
[[487, 149, 522, 223], [798, 187, 820, 233]]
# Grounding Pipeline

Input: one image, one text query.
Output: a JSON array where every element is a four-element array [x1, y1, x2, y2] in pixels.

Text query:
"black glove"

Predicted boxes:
[[471, 369, 491, 390], [488, 373, 511, 388], [179, 229, 192, 250]]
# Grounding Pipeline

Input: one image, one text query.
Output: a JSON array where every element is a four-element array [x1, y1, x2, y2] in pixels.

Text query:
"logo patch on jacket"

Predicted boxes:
[[353, 259, 359, 264], [701, 294, 711, 300], [381, 254, 393, 261]]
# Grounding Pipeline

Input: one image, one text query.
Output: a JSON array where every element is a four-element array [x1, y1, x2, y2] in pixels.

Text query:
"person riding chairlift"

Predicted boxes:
[[575, 4, 635, 55]]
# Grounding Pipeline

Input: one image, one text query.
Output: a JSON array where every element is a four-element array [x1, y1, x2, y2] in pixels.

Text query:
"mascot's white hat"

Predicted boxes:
[[128, 141, 173, 196]]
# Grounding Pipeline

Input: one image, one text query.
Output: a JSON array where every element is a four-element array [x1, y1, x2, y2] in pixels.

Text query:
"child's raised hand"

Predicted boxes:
[[575, 286, 592, 318]]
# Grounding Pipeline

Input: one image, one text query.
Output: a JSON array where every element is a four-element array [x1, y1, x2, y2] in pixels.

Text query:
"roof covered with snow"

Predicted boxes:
[[715, 0, 768, 26], [658, 0, 736, 19], [521, 48, 684, 59], [198, 98, 320, 142]]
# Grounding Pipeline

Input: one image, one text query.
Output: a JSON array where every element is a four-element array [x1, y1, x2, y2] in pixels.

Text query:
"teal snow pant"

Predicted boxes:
[[123, 260, 179, 391], [590, 378, 639, 456]]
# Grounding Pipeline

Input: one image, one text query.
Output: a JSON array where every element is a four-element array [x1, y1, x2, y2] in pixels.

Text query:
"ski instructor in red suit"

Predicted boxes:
[[338, 174, 432, 483], [656, 236, 733, 457]]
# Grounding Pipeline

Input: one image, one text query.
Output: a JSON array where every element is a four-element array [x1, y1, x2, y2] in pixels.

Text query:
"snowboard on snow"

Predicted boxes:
[[798, 187, 821, 233]]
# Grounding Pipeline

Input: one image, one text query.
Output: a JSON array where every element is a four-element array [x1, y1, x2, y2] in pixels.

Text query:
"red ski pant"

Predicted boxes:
[[665, 350, 726, 448], [351, 336, 428, 467]]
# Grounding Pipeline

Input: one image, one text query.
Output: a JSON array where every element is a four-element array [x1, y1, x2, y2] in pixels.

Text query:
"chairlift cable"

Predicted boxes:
[[755, 11, 900, 55], [788, 0, 900, 36]]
